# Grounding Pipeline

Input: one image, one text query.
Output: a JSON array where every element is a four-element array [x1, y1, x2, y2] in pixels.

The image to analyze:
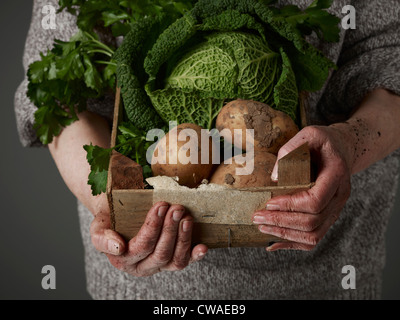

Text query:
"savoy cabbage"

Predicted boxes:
[[141, 0, 339, 131], [147, 31, 298, 129]]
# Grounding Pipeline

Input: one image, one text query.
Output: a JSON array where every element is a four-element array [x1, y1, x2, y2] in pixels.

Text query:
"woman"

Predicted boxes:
[[15, 0, 400, 299]]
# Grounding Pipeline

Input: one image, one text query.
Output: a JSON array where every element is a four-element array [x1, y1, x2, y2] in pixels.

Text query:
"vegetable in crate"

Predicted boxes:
[[26, 0, 340, 195], [151, 123, 217, 188], [216, 99, 299, 155], [145, 31, 298, 129], [115, 0, 340, 193], [138, 0, 340, 131], [209, 151, 277, 188], [110, 0, 339, 190]]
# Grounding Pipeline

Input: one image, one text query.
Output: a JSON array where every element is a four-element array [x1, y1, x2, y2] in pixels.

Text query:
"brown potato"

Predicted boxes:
[[209, 151, 277, 188], [151, 123, 216, 188], [216, 99, 299, 155]]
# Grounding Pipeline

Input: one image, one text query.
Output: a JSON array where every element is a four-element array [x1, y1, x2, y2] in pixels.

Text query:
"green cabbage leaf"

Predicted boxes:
[[139, 0, 339, 130], [146, 31, 299, 127]]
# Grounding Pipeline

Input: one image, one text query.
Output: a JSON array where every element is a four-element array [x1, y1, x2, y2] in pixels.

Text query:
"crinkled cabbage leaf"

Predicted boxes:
[[146, 32, 298, 129]]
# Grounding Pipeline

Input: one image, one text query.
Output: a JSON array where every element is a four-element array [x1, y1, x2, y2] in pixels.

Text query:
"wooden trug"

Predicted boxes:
[[107, 89, 312, 248]]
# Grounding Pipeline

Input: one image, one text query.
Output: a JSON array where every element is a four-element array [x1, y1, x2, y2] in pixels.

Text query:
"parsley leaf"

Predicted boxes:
[[59, 0, 196, 37], [83, 123, 157, 195], [84, 143, 112, 172], [84, 143, 112, 195], [88, 170, 109, 195]]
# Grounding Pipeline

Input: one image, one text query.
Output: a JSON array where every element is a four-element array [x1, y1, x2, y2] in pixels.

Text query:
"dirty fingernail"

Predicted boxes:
[[266, 204, 280, 211], [173, 210, 185, 222], [271, 170, 278, 181], [253, 215, 266, 224], [182, 220, 192, 232], [107, 239, 121, 255], [158, 206, 168, 218], [197, 252, 206, 260]]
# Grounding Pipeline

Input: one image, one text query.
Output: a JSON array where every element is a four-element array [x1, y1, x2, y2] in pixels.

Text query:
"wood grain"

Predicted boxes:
[[277, 142, 310, 187], [110, 151, 145, 190]]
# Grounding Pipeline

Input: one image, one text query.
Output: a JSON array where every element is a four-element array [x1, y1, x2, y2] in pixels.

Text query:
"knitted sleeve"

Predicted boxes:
[[318, 0, 400, 124]]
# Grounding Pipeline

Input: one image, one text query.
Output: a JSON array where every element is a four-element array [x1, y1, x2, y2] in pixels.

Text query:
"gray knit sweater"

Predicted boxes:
[[15, 0, 400, 300]]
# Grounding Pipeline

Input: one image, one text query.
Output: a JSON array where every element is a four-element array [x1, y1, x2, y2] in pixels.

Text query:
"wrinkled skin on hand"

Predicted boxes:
[[90, 201, 207, 277], [253, 125, 353, 251]]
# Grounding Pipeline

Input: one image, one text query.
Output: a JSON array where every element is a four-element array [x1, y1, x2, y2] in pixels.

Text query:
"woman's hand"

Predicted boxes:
[[48, 110, 207, 276], [252, 125, 353, 251], [90, 197, 207, 277], [252, 89, 400, 252]]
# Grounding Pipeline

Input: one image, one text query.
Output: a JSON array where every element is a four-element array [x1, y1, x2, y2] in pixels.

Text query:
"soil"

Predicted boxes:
[[242, 100, 281, 149]]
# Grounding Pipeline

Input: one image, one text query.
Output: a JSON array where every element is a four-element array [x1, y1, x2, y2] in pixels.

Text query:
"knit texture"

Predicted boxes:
[[14, 0, 400, 300]]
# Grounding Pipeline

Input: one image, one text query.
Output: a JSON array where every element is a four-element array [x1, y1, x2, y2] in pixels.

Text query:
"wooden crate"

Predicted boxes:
[[107, 88, 313, 248]]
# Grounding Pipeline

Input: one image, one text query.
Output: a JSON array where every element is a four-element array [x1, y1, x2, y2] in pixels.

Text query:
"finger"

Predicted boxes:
[[189, 244, 208, 264], [271, 133, 307, 181], [253, 209, 329, 232], [266, 241, 315, 252], [270, 126, 351, 215], [259, 194, 343, 246], [271, 126, 330, 181], [125, 201, 170, 264], [255, 180, 347, 246], [266, 159, 347, 214], [257, 202, 341, 246], [162, 217, 194, 271], [90, 209, 126, 256], [135, 205, 185, 274]]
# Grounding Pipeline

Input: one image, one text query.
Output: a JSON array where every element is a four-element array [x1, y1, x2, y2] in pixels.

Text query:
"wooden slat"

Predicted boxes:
[[111, 184, 313, 246], [152, 188, 272, 225], [110, 151, 145, 190], [277, 142, 310, 187], [192, 224, 285, 248], [112, 189, 285, 247], [107, 87, 123, 229], [299, 91, 309, 129], [112, 190, 153, 242], [107, 87, 122, 195]]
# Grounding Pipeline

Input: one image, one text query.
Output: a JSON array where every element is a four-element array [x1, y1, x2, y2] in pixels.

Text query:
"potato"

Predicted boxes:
[[216, 99, 299, 155], [209, 151, 277, 188], [151, 123, 216, 188]]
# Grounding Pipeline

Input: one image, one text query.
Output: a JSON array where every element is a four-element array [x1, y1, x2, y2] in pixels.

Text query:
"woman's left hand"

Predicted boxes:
[[252, 124, 354, 251]]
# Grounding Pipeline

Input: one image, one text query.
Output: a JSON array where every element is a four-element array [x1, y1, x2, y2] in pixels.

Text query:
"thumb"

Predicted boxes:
[[271, 132, 306, 182], [90, 209, 126, 256]]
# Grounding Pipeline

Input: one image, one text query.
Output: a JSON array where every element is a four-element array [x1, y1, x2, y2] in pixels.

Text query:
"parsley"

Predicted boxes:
[[84, 143, 112, 195], [27, 30, 117, 144], [28, 0, 196, 145], [84, 123, 159, 195], [59, 0, 195, 36], [26, 0, 196, 194]]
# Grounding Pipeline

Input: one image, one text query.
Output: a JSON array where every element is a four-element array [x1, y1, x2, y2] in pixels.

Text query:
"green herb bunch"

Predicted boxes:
[[27, 0, 196, 194]]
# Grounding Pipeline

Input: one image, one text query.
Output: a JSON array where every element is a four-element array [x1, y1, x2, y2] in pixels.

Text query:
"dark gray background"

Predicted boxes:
[[0, 0, 399, 300]]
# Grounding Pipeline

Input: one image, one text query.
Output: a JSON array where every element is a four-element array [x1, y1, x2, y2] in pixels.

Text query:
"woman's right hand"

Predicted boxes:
[[48, 110, 207, 276], [90, 198, 208, 277]]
